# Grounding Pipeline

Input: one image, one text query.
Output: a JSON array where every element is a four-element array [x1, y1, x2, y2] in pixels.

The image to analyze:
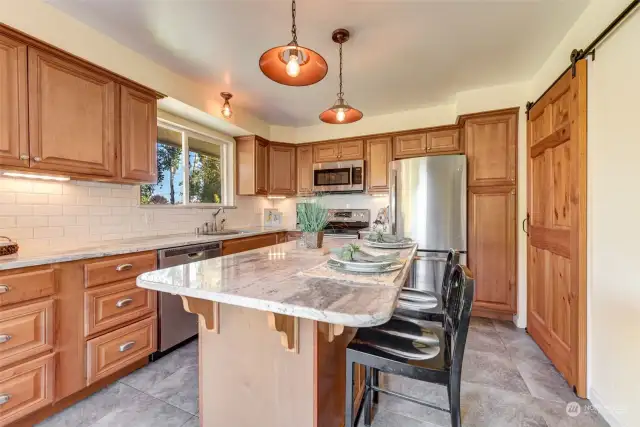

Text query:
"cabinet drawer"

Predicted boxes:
[[0, 300, 54, 369], [84, 252, 156, 288], [0, 353, 55, 426], [86, 316, 156, 385], [85, 280, 156, 336], [0, 268, 55, 308]]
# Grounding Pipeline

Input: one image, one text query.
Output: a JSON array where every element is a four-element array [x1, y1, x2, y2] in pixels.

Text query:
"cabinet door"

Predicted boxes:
[[255, 138, 269, 195], [120, 85, 157, 182], [0, 34, 28, 168], [296, 145, 313, 195], [393, 133, 427, 159], [313, 142, 339, 163], [269, 144, 296, 195], [426, 128, 460, 154], [366, 137, 392, 193], [465, 113, 517, 186], [468, 186, 517, 314], [28, 48, 116, 177], [339, 140, 364, 160]]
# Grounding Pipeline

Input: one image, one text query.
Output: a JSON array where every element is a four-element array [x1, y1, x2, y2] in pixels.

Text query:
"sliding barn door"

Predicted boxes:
[[526, 61, 587, 397]]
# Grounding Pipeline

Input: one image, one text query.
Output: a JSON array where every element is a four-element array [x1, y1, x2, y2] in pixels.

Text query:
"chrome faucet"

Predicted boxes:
[[212, 208, 224, 232]]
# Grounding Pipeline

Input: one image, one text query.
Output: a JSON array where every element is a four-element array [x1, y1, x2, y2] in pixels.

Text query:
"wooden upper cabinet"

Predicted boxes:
[[338, 140, 364, 160], [426, 128, 460, 154], [0, 34, 28, 168], [236, 135, 269, 196], [28, 47, 116, 177], [393, 133, 427, 159], [313, 142, 339, 163], [269, 143, 296, 196], [296, 145, 313, 195], [465, 112, 517, 187], [468, 186, 517, 314], [119, 85, 157, 183], [366, 137, 392, 193], [313, 140, 364, 163]]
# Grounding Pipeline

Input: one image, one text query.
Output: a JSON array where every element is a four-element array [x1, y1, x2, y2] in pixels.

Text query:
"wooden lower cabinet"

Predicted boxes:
[[0, 353, 55, 426], [0, 300, 54, 369], [468, 186, 517, 315], [86, 316, 157, 385], [221, 233, 279, 255]]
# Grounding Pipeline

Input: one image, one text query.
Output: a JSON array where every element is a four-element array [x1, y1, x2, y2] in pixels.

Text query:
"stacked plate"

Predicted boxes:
[[328, 254, 403, 274], [363, 235, 414, 249]]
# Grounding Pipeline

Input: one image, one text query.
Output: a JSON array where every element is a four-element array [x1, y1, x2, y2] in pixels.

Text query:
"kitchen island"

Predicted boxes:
[[137, 239, 417, 427]]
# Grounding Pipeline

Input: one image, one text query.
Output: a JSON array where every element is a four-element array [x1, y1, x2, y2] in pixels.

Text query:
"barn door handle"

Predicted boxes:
[[522, 214, 530, 236]]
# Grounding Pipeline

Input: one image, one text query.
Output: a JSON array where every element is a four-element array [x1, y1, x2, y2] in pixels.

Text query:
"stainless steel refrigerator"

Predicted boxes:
[[389, 154, 467, 293]]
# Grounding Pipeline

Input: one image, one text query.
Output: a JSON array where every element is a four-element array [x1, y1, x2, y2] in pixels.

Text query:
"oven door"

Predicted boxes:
[[313, 163, 353, 192]]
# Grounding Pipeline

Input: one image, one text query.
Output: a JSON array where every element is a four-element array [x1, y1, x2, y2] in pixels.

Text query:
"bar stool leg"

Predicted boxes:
[[449, 372, 462, 427], [345, 358, 354, 427], [372, 368, 379, 404], [364, 367, 373, 426]]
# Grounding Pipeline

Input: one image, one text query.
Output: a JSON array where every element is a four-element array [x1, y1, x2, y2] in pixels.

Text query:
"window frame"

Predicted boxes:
[[139, 118, 235, 208]]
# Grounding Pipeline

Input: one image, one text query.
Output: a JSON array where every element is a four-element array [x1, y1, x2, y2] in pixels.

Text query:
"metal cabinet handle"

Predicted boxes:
[[115, 298, 133, 308], [0, 285, 9, 294], [522, 213, 530, 236], [187, 252, 204, 259], [20, 154, 29, 160], [119, 341, 136, 352], [115, 263, 133, 272], [32, 156, 42, 162], [0, 394, 10, 406], [0, 335, 11, 344]]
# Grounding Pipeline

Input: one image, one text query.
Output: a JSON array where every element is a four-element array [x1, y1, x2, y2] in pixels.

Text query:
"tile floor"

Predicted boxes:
[[36, 319, 609, 427]]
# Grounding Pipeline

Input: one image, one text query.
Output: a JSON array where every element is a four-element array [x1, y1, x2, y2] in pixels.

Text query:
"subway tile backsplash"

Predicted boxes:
[[0, 177, 272, 253]]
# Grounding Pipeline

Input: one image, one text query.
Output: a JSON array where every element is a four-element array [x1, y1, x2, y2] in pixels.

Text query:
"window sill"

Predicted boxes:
[[137, 204, 237, 209]]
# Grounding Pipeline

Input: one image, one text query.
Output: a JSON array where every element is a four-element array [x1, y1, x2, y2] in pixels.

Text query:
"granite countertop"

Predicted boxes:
[[0, 226, 288, 271], [137, 240, 417, 327]]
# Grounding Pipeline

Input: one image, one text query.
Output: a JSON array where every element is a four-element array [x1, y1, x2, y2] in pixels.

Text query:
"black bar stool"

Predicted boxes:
[[345, 264, 474, 427]]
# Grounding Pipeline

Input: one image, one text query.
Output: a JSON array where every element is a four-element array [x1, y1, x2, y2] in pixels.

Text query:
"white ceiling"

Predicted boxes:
[[48, 0, 589, 127]]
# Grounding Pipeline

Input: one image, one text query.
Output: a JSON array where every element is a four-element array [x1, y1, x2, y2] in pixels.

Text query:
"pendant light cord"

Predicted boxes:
[[338, 42, 344, 100], [291, 0, 298, 46]]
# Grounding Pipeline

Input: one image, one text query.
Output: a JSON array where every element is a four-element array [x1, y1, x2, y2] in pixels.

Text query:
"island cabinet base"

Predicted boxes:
[[198, 304, 360, 427]]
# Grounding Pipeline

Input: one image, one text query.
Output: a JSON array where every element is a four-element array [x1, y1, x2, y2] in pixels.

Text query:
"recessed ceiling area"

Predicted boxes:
[[48, 0, 590, 127]]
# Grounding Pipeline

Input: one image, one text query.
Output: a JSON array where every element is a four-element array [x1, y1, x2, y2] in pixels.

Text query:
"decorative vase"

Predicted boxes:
[[303, 231, 324, 249]]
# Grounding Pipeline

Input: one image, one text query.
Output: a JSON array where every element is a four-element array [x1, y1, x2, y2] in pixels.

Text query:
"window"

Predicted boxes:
[[141, 120, 232, 206]]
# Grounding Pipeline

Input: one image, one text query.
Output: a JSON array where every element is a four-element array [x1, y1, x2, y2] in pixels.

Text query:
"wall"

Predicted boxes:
[[0, 177, 272, 253], [584, 7, 640, 427], [1, 0, 270, 139]]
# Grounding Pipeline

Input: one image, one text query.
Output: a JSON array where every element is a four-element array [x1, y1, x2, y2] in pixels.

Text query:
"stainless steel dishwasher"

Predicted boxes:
[[153, 242, 221, 359]]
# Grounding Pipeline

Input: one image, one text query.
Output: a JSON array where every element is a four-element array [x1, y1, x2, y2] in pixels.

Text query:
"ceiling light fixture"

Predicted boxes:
[[1, 171, 70, 181], [320, 29, 363, 124], [220, 92, 233, 119], [259, 0, 328, 86]]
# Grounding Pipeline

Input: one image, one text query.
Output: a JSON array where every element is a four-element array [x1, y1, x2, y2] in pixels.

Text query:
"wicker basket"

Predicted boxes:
[[0, 236, 19, 257]]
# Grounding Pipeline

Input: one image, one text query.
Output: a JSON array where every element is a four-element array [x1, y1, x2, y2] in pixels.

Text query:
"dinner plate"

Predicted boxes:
[[363, 241, 415, 249], [329, 254, 394, 268], [399, 290, 438, 304], [327, 259, 404, 275]]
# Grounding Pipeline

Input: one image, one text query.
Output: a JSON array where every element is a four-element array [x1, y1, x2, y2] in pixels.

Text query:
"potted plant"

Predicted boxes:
[[297, 201, 328, 249]]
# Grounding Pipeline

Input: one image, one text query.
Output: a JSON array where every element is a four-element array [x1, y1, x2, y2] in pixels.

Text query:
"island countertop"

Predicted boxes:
[[137, 239, 417, 328]]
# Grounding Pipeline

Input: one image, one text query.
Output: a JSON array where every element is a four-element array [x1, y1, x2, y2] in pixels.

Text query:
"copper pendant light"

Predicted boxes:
[[320, 29, 363, 124], [259, 0, 328, 86]]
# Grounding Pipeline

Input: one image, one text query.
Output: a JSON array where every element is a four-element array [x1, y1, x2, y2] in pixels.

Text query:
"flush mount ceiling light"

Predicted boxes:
[[220, 92, 233, 119], [320, 29, 363, 124], [259, 0, 328, 86]]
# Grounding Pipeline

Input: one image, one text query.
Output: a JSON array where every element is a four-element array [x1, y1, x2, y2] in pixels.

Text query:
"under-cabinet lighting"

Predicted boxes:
[[371, 193, 388, 197], [1, 171, 70, 181], [267, 195, 286, 199]]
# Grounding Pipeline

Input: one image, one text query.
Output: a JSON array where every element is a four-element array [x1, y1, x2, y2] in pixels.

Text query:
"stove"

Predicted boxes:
[[323, 209, 370, 239]]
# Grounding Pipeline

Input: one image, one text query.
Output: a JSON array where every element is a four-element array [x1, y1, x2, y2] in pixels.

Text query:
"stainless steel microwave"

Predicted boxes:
[[312, 160, 364, 193]]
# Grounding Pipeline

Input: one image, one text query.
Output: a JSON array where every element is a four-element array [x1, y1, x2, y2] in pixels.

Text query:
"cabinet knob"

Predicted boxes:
[[0, 394, 10, 406], [32, 156, 42, 162], [119, 341, 136, 352], [20, 154, 29, 160], [0, 334, 11, 344]]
